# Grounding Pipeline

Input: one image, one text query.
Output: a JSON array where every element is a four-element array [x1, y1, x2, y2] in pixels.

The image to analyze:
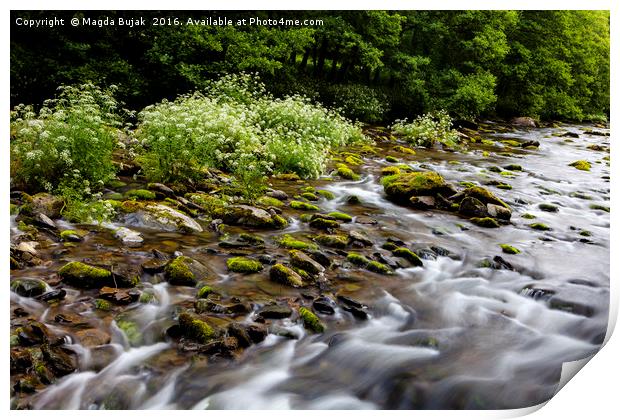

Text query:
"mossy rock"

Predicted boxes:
[[529, 223, 551, 231], [277, 234, 317, 250], [301, 192, 319, 201], [500, 244, 520, 254], [392, 247, 424, 266], [457, 186, 509, 209], [58, 262, 114, 289], [290, 201, 320, 211], [327, 211, 353, 222], [336, 164, 360, 180], [314, 234, 348, 249], [221, 205, 288, 229], [94, 299, 112, 311], [367, 260, 393, 275], [186, 193, 228, 217], [383, 171, 454, 201], [589, 204, 610, 212], [124, 189, 156, 200], [256, 196, 284, 208], [11, 278, 48, 297], [298, 307, 325, 333], [60, 230, 82, 242], [504, 164, 523, 171], [121, 202, 203, 232], [197, 285, 215, 299], [385, 156, 399, 163], [538, 203, 559, 212], [20, 192, 64, 219], [178, 313, 215, 343], [299, 213, 313, 223], [344, 155, 364, 166], [164, 256, 211, 286], [470, 217, 500, 228], [226, 257, 263, 273], [273, 173, 301, 181], [316, 190, 335, 200], [569, 160, 591, 171], [10, 203, 19, 215], [309, 217, 340, 230], [394, 145, 416, 155], [501, 140, 521, 147], [289, 250, 324, 275], [381, 166, 401, 176], [346, 252, 370, 266], [239, 233, 265, 245], [521, 213, 536, 219], [269, 264, 303, 287], [496, 183, 512, 190]]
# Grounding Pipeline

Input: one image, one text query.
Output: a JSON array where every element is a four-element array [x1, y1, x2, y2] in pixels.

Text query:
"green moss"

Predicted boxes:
[[347, 252, 370, 266], [538, 203, 559, 212], [314, 234, 348, 249], [270, 263, 304, 287], [256, 196, 284, 208], [589, 204, 610, 212], [116, 320, 142, 346], [327, 211, 353, 222], [290, 200, 320, 211], [461, 186, 509, 208], [197, 285, 214, 299], [336, 164, 360, 180], [394, 145, 416, 155], [277, 234, 317, 250], [59, 230, 81, 242], [139, 291, 157, 304], [381, 166, 401, 176], [345, 155, 364, 166], [164, 256, 195, 285], [178, 313, 215, 343], [107, 180, 127, 188], [309, 217, 340, 230], [459, 181, 477, 188], [367, 260, 393, 275], [383, 171, 448, 198], [500, 244, 520, 254], [271, 214, 289, 229], [10, 203, 19, 215], [496, 183, 512, 190], [521, 213, 536, 219], [298, 307, 325, 333], [579, 230, 592, 237], [569, 160, 591, 171], [299, 213, 313, 223], [499, 171, 514, 177], [301, 192, 319, 201], [273, 173, 301, 181], [501, 140, 521, 147], [316, 190, 335, 200], [386, 155, 399, 163], [302, 186, 316, 193], [186, 193, 227, 217], [94, 299, 112, 311], [530, 223, 551, 231], [392, 247, 424, 266], [470, 217, 500, 228], [226, 257, 263, 273], [239, 233, 265, 245], [125, 189, 157, 200], [58, 261, 113, 289]]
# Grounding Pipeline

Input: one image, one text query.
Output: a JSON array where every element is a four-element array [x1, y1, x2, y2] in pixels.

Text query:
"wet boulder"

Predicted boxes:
[[487, 203, 512, 221], [451, 186, 509, 209], [383, 171, 456, 203], [16, 321, 52, 346], [11, 278, 48, 297], [269, 264, 304, 287], [458, 196, 488, 218], [21, 193, 64, 219], [257, 304, 293, 319], [121, 202, 203, 233], [409, 196, 436, 210], [164, 256, 213, 286], [178, 313, 216, 344], [75, 328, 111, 347], [289, 250, 324, 275], [58, 262, 114, 289], [221, 205, 287, 229], [113, 227, 144, 246], [99, 287, 140, 305]]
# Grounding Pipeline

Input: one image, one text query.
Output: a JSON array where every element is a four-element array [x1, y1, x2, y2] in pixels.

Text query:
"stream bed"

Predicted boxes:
[[10, 122, 610, 409]]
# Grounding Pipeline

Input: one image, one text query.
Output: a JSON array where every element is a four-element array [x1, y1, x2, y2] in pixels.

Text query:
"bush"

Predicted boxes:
[[391, 110, 460, 148], [10, 83, 121, 192], [135, 74, 366, 187], [320, 83, 390, 123]]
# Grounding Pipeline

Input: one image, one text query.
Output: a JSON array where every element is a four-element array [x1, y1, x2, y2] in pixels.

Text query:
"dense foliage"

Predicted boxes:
[[11, 10, 609, 122]]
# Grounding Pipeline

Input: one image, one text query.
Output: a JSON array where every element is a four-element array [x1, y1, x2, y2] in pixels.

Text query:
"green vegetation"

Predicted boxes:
[[500, 244, 520, 254], [12, 11, 609, 121], [391, 111, 460, 148], [569, 160, 591, 171], [226, 257, 263, 273], [298, 307, 325, 333]]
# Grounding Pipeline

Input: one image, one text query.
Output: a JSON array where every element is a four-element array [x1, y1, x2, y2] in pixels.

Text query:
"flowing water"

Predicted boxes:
[[10, 123, 610, 409]]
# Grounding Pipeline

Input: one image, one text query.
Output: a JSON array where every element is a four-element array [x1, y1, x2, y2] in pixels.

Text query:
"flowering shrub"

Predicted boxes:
[[321, 83, 389, 123], [10, 83, 121, 192], [391, 110, 460, 148], [135, 74, 366, 186]]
